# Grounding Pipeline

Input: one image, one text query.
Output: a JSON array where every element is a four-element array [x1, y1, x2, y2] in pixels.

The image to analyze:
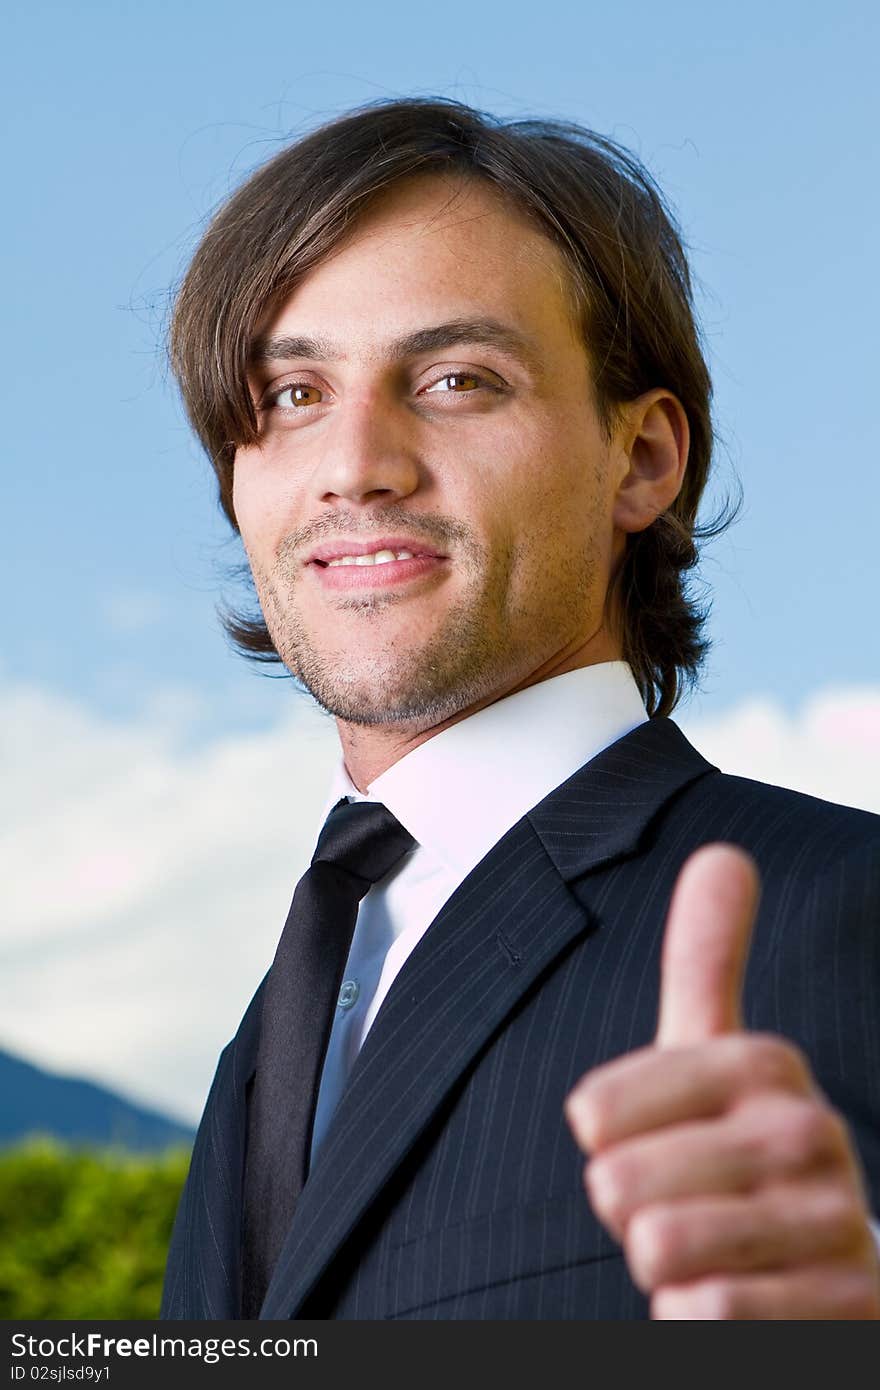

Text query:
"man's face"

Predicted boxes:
[[233, 174, 629, 729]]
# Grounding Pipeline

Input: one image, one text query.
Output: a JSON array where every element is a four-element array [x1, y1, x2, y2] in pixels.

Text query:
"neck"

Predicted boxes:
[[335, 627, 621, 792]]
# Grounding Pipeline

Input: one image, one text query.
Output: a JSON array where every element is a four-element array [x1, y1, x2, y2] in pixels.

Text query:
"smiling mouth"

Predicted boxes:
[[307, 535, 446, 566], [305, 539, 448, 592], [315, 547, 420, 569]]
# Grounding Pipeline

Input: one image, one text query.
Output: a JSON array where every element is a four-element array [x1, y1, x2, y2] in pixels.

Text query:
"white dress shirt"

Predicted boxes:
[[309, 660, 647, 1162]]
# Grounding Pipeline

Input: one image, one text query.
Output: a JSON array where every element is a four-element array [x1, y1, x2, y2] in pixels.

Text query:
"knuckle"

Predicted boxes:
[[789, 1101, 829, 1157], [580, 1083, 614, 1149], [813, 1104, 851, 1163], [771, 1098, 847, 1169], [694, 1277, 740, 1320], [820, 1106, 853, 1161], [565, 1072, 624, 1153], [819, 1186, 870, 1247], [585, 1154, 629, 1228], [839, 1269, 880, 1319], [627, 1206, 682, 1291], [650, 1287, 683, 1320], [564, 1082, 600, 1150], [652, 1280, 739, 1320], [854, 1285, 880, 1319], [722, 1033, 758, 1072], [744, 1034, 810, 1092]]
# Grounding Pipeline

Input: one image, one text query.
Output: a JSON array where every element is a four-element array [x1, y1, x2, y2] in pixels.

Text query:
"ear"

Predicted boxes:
[[612, 389, 689, 534]]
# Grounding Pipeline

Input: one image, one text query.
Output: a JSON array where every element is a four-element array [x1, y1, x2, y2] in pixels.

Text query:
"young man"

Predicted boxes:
[[161, 98, 880, 1320]]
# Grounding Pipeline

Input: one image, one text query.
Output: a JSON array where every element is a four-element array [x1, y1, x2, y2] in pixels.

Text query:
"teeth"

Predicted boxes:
[[327, 549, 418, 567]]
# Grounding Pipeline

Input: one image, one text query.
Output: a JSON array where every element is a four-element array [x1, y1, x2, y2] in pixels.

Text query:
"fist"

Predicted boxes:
[[564, 844, 880, 1319]]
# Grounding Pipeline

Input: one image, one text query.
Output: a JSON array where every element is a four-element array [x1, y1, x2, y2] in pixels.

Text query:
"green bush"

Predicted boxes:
[[0, 1140, 191, 1318]]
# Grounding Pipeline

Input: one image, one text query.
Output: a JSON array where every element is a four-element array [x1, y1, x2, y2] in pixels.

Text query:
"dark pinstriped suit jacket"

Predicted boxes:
[[161, 717, 880, 1320]]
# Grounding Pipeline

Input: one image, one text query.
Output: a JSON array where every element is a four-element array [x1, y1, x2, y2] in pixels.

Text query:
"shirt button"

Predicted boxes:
[[337, 979, 360, 1011]]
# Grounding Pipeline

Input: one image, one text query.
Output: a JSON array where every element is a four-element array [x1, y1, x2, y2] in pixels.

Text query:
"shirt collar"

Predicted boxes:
[[320, 661, 647, 879]]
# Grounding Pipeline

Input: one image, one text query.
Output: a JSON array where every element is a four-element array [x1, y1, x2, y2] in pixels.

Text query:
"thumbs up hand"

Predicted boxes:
[[564, 844, 880, 1318]]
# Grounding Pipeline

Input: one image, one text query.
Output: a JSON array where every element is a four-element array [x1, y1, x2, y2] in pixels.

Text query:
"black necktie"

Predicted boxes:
[[241, 798, 415, 1317]]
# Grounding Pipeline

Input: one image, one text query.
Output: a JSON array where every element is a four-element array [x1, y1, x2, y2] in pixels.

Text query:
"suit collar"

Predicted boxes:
[[260, 717, 715, 1318], [529, 717, 716, 881]]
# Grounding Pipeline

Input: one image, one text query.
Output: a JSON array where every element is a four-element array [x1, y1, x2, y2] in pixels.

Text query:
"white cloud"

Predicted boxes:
[[680, 688, 880, 815], [1, 680, 878, 1125], [0, 679, 338, 1122]]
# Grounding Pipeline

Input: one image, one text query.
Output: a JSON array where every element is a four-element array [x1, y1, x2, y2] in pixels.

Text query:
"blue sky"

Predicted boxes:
[[3, 1, 879, 1116], [7, 0, 879, 737]]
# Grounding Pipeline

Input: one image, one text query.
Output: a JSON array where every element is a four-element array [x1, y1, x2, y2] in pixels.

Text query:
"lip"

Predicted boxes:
[[309, 550, 448, 591], [306, 536, 447, 566]]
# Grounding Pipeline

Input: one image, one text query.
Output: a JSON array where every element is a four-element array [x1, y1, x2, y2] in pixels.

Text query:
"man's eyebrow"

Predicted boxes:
[[249, 318, 543, 372]]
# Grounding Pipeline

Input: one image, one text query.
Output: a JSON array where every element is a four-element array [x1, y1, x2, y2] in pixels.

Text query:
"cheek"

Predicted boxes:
[[507, 461, 614, 597], [500, 446, 594, 545], [232, 453, 296, 554]]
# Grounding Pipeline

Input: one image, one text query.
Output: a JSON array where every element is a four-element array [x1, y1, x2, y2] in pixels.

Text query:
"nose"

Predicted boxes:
[[312, 392, 421, 507]]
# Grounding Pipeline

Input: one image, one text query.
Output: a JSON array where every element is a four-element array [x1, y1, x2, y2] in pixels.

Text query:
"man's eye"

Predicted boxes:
[[424, 372, 485, 394], [269, 384, 324, 409]]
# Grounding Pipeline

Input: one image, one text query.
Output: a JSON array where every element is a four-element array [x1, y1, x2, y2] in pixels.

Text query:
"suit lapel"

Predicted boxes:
[[261, 717, 715, 1318]]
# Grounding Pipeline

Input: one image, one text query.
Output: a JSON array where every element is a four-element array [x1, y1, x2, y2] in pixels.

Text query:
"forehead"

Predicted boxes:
[[257, 173, 585, 359]]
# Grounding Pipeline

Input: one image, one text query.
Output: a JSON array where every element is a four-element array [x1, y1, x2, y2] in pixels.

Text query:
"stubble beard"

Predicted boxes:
[[271, 583, 511, 728], [248, 508, 601, 729], [254, 550, 520, 728]]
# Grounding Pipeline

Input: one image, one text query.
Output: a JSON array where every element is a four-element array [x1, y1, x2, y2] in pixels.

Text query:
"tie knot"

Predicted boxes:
[[311, 798, 415, 887]]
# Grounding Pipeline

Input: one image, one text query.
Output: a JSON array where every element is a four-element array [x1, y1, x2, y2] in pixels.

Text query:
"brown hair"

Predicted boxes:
[[171, 96, 732, 716]]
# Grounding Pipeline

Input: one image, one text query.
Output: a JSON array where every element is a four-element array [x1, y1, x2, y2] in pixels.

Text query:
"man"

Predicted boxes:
[[161, 98, 880, 1320]]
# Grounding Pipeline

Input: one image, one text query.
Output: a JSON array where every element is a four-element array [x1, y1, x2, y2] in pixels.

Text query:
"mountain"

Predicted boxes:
[[0, 1046, 195, 1151]]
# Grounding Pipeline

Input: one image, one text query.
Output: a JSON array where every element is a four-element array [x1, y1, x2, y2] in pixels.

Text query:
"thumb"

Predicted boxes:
[[655, 842, 761, 1048]]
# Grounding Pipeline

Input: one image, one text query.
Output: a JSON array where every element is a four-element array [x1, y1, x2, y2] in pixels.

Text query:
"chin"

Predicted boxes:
[[272, 594, 515, 726], [292, 643, 512, 728], [299, 673, 472, 728]]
